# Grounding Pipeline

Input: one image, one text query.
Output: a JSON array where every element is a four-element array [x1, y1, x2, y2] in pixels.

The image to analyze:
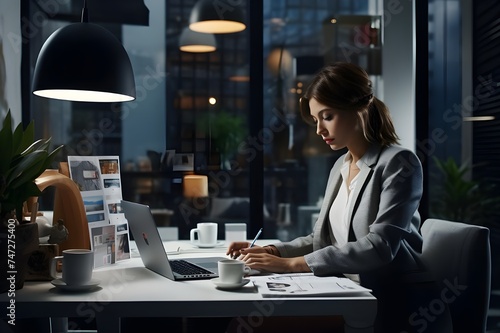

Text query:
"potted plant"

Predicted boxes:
[[429, 157, 500, 225], [0, 110, 63, 291], [202, 110, 247, 169], [429, 157, 500, 290]]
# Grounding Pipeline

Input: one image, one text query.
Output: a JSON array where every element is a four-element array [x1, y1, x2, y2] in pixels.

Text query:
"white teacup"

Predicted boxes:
[[190, 222, 218, 247], [218, 259, 251, 284], [50, 249, 94, 286]]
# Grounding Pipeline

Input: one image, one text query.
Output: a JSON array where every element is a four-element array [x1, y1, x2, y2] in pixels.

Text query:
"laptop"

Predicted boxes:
[[121, 200, 226, 281]]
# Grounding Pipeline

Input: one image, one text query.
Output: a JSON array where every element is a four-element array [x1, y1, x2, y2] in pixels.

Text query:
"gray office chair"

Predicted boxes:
[[421, 218, 491, 333]]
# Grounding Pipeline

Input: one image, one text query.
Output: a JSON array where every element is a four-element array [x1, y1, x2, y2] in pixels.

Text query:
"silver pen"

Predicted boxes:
[[249, 228, 263, 248]]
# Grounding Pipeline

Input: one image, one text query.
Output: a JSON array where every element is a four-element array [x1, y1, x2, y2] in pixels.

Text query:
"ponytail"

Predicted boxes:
[[359, 97, 399, 146]]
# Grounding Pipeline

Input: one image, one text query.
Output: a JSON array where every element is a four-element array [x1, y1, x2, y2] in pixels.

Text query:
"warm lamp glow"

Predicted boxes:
[[180, 44, 216, 53], [189, 0, 246, 34], [183, 175, 209, 198], [179, 27, 217, 53], [190, 21, 246, 34], [267, 48, 293, 77], [229, 65, 249, 82]]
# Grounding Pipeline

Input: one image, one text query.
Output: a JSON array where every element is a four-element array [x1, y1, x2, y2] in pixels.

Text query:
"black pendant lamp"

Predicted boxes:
[[189, 0, 246, 34], [32, 1, 136, 103], [179, 27, 217, 53]]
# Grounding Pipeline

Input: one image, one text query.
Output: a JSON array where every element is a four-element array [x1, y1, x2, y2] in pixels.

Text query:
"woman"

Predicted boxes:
[[227, 63, 452, 333]]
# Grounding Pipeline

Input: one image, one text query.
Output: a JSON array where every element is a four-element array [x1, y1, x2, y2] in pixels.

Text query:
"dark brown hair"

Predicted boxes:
[[299, 62, 399, 146]]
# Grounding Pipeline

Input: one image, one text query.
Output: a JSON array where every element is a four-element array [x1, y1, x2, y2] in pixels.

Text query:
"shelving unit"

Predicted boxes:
[[322, 15, 382, 75]]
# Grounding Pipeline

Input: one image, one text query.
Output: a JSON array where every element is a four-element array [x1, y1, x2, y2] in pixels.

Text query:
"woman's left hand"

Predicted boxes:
[[240, 252, 311, 273]]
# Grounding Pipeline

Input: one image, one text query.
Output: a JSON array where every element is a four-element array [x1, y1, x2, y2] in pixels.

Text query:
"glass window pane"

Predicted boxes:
[[263, 0, 382, 240]]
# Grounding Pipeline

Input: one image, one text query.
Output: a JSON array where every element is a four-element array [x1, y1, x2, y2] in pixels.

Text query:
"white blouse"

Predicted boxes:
[[329, 155, 361, 282], [329, 155, 360, 247]]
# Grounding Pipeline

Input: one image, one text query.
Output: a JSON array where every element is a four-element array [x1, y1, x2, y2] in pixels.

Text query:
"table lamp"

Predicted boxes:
[[183, 175, 209, 198], [181, 174, 209, 223]]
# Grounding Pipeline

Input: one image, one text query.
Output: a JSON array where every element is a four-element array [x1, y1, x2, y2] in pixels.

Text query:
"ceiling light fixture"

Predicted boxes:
[[179, 27, 217, 53], [229, 65, 249, 82], [462, 116, 495, 121], [32, 0, 136, 103], [189, 0, 246, 34]]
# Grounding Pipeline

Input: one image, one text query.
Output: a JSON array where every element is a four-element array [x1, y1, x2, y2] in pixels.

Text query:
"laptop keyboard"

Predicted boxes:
[[170, 259, 214, 276]]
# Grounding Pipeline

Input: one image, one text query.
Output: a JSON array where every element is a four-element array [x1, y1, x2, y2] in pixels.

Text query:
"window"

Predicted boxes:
[[25, 0, 408, 243]]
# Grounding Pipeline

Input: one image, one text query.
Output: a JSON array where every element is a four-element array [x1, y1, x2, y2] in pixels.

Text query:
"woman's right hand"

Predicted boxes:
[[226, 242, 269, 259]]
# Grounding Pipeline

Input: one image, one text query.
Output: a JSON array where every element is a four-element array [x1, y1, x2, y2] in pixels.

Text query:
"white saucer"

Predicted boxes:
[[212, 278, 250, 290], [51, 278, 101, 292], [191, 241, 225, 248]]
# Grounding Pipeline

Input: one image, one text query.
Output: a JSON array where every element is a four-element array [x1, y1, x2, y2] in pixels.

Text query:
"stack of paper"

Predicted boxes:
[[250, 273, 371, 297]]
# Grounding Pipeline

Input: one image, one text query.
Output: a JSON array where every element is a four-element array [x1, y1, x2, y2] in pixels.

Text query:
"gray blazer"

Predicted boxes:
[[274, 143, 424, 278], [273, 144, 452, 332]]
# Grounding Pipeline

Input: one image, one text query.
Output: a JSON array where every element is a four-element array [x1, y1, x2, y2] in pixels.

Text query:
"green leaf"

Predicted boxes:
[[14, 181, 43, 201], [1, 109, 11, 129], [7, 150, 48, 189], [0, 111, 13, 174], [6, 180, 42, 221], [12, 121, 25, 156], [1, 109, 64, 218], [43, 144, 64, 170], [20, 120, 36, 153], [19, 138, 45, 156]]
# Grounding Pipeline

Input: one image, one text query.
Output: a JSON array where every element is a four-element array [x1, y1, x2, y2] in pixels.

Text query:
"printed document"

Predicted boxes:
[[251, 273, 371, 297]]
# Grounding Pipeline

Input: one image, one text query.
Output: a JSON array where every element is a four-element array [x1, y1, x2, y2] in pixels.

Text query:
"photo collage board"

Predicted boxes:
[[67, 156, 131, 268]]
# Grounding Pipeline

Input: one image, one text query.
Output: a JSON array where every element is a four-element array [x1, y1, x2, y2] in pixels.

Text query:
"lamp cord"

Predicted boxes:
[[81, 0, 88, 23]]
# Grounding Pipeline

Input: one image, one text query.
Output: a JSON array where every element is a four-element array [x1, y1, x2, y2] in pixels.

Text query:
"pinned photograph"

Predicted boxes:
[[173, 153, 194, 171]]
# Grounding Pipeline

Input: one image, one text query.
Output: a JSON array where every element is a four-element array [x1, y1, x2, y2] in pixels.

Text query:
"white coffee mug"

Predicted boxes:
[[50, 249, 94, 286], [190, 222, 218, 247], [225, 223, 247, 243], [218, 259, 251, 284]]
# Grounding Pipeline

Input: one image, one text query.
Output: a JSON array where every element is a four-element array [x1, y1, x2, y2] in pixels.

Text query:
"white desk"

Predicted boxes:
[[1, 240, 377, 333]]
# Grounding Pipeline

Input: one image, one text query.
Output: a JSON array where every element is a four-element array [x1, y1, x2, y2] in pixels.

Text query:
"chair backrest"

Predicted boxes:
[[421, 218, 491, 333]]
